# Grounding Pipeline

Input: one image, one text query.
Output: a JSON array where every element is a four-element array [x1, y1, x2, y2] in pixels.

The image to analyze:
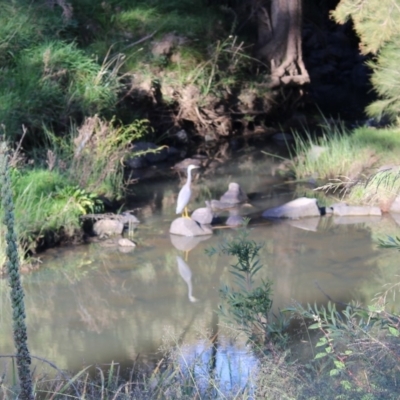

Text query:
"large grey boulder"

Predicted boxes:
[[331, 205, 381, 216], [169, 217, 213, 237], [93, 219, 124, 238], [262, 197, 321, 219], [220, 182, 248, 204]]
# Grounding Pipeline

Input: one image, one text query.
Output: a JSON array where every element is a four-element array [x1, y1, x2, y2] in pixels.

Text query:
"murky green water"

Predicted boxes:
[[1, 150, 400, 381]]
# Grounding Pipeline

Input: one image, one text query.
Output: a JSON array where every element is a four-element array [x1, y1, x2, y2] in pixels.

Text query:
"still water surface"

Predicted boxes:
[[1, 150, 399, 381]]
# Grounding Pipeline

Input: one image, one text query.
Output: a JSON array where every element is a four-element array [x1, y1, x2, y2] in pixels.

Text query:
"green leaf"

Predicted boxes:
[[308, 323, 320, 330], [329, 369, 339, 377], [334, 360, 345, 370], [388, 326, 400, 337], [315, 352, 327, 359], [316, 338, 328, 347]]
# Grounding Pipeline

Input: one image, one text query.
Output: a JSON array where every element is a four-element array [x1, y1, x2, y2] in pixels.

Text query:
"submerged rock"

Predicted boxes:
[[226, 207, 245, 227], [119, 212, 140, 226], [331, 205, 381, 216], [118, 238, 136, 247], [271, 132, 294, 145], [118, 238, 136, 253], [169, 217, 213, 237], [332, 215, 382, 225], [93, 219, 124, 238], [262, 197, 321, 219], [220, 182, 248, 204]]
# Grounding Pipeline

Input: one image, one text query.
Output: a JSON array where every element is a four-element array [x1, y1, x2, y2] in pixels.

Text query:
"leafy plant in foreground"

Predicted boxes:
[[0, 141, 33, 400], [287, 299, 400, 399], [208, 228, 288, 347]]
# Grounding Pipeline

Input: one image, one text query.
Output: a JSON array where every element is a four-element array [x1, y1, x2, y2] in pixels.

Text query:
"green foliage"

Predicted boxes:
[[208, 229, 289, 346], [290, 124, 400, 205], [0, 41, 122, 139], [290, 122, 374, 182], [351, 168, 400, 206], [366, 42, 400, 119], [287, 300, 400, 399], [0, 0, 64, 67], [332, 0, 400, 55], [72, 0, 224, 41], [8, 168, 103, 250], [332, 0, 400, 121], [54, 185, 104, 214], [66, 115, 149, 197]]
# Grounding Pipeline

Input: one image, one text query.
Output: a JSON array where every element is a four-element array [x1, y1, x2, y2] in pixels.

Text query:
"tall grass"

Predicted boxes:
[[11, 169, 84, 250], [0, 41, 122, 140], [348, 168, 400, 209], [291, 124, 376, 182], [290, 124, 400, 205]]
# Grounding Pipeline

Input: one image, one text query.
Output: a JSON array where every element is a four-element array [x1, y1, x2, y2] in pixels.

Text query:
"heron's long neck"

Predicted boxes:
[[187, 169, 193, 186]]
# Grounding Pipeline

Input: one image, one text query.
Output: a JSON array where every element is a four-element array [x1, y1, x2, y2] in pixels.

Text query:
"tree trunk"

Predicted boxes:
[[255, 0, 310, 88]]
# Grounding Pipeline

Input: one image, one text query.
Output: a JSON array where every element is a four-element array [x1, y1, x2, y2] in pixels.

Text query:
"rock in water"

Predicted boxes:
[[262, 197, 321, 219], [220, 182, 248, 204], [93, 219, 124, 238], [169, 217, 213, 237], [191, 201, 214, 225]]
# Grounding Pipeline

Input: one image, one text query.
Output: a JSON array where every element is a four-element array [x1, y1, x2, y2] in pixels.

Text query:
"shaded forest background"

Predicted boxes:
[[2, 0, 396, 148]]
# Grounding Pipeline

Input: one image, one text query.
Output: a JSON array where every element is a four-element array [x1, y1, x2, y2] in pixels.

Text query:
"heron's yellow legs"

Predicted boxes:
[[181, 207, 190, 218]]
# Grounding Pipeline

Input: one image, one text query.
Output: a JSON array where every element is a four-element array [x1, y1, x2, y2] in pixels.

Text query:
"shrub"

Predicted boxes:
[[208, 228, 289, 347], [332, 0, 400, 121], [0, 41, 122, 140]]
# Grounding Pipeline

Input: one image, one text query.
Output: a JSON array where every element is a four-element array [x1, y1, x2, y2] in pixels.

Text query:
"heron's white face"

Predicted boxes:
[[187, 164, 199, 172]]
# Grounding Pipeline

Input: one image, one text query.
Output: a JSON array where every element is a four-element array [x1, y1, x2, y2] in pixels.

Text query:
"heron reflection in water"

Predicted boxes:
[[176, 255, 198, 302], [176, 164, 199, 218]]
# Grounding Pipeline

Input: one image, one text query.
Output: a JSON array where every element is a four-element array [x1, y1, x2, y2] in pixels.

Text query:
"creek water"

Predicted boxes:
[[1, 147, 399, 386]]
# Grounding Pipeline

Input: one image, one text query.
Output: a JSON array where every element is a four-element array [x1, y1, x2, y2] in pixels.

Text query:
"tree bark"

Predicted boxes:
[[255, 0, 310, 88]]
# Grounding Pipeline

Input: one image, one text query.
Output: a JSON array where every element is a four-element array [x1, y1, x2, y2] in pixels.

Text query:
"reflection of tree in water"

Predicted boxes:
[[2, 236, 226, 373], [1, 216, 384, 377]]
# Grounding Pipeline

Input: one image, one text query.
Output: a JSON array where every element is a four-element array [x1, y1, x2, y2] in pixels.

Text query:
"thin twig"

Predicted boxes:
[[119, 31, 157, 52]]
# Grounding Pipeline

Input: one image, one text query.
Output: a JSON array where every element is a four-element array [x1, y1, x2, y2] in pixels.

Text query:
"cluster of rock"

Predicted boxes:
[[261, 197, 392, 230], [83, 211, 139, 252], [170, 182, 249, 237]]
